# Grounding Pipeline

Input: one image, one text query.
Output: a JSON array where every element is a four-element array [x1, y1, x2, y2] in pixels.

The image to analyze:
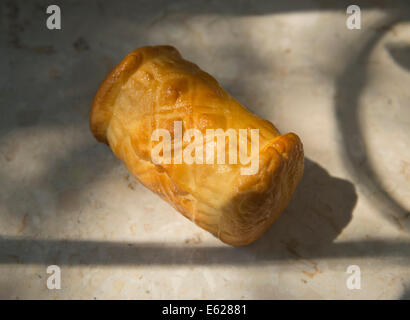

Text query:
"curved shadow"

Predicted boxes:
[[386, 44, 410, 72], [334, 17, 410, 232]]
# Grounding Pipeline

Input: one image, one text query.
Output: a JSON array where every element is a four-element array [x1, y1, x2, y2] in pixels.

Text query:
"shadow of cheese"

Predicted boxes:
[[243, 158, 357, 260]]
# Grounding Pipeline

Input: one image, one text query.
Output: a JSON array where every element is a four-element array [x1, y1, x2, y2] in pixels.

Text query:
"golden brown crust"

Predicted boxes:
[[90, 45, 304, 246], [90, 47, 144, 143]]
